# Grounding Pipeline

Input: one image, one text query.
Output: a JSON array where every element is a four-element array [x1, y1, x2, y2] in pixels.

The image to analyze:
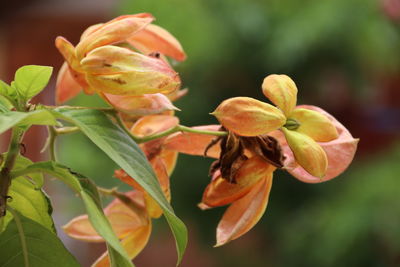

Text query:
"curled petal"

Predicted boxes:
[[262, 74, 298, 116], [128, 23, 187, 61], [102, 93, 179, 116], [55, 63, 83, 104], [201, 156, 274, 207], [75, 14, 154, 60], [131, 114, 179, 137], [289, 108, 338, 142], [283, 105, 359, 183], [215, 175, 273, 246], [92, 224, 152, 267], [164, 125, 222, 158], [212, 97, 286, 136], [63, 191, 146, 242], [55, 37, 79, 69], [282, 128, 328, 178]]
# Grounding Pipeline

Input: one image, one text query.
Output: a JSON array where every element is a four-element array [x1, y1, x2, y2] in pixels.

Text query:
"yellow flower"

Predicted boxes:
[[212, 74, 340, 178]]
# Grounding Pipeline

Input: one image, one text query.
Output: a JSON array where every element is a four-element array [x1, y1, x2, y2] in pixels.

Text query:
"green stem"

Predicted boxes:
[[135, 125, 227, 144], [48, 127, 57, 162], [0, 127, 25, 217]]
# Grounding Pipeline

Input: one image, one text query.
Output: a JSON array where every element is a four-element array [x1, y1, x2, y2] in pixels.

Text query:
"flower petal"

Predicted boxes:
[[102, 93, 179, 116], [55, 36, 79, 69], [55, 63, 83, 104], [289, 108, 338, 142], [164, 125, 222, 158], [160, 149, 178, 175], [92, 224, 152, 267], [280, 105, 359, 183], [215, 175, 273, 246], [262, 74, 298, 116], [212, 97, 286, 136], [131, 114, 179, 137], [75, 14, 154, 60], [63, 191, 146, 242], [82, 46, 180, 95], [282, 128, 328, 178], [128, 23, 187, 61], [201, 156, 274, 207]]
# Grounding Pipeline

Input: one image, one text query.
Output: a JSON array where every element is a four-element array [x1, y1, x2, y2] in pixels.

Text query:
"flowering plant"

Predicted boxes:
[[0, 13, 357, 267]]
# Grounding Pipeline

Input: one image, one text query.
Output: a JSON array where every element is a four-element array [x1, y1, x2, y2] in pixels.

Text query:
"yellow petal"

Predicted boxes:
[[160, 149, 178, 175], [81, 46, 180, 95], [202, 156, 275, 207], [282, 128, 328, 178], [289, 108, 339, 142], [212, 97, 286, 136], [55, 36, 78, 68], [215, 175, 273, 246], [75, 14, 154, 60], [128, 23, 187, 61], [102, 93, 179, 116], [262, 74, 297, 116], [92, 224, 152, 267]]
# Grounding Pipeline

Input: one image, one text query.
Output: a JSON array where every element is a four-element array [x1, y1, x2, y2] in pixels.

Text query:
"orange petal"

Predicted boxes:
[[164, 125, 222, 158], [55, 36, 79, 69], [80, 23, 103, 41], [282, 128, 328, 178], [131, 114, 179, 137], [75, 15, 154, 60], [63, 191, 146, 242], [212, 97, 286, 136], [165, 88, 188, 102], [128, 23, 187, 61], [102, 93, 179, 115], [289, 108, 338, 142], [92, 224, 152, 267], [215, 175, 273, 246], [201, 156, 275, 207], [262, 74, 297, 116], [280, 105, 359, 183], [160, 149, 178, 175], [55, 63, 83, 104]]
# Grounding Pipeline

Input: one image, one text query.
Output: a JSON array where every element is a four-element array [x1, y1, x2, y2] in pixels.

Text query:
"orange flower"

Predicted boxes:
[[212, 74, 358, 179], [63, 191, 152, 267], [55, 13, 186, 113]]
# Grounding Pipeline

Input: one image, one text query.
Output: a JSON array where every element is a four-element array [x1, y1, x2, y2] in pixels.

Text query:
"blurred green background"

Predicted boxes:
[[3, 0, 400, 266]]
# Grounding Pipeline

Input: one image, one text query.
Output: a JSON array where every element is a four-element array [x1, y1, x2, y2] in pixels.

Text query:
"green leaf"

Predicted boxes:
[[6, 177, 54, 233], [13, 161, 134, 267], [0, 154, 46, 232], [54, 108, 187, 265], [0, 80, 17, 109], [14, 65, 53, 100], [0, 209, 80, 267], [0, 110, 57, 134]]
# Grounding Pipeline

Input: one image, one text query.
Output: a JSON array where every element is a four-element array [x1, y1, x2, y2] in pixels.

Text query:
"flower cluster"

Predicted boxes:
[[58, 13, 358, 267]]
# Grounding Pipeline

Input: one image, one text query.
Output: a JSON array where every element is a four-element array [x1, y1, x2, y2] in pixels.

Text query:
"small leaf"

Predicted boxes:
[[54, 108, 187, 265], [0, 110, 57, 134], [0, 210, 80, 267], [14, 65, 53, 100], [14, 161, 134, 267]]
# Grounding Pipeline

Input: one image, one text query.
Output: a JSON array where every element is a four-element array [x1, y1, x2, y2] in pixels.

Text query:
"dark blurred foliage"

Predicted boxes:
[[53, 0, 400, 266]]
